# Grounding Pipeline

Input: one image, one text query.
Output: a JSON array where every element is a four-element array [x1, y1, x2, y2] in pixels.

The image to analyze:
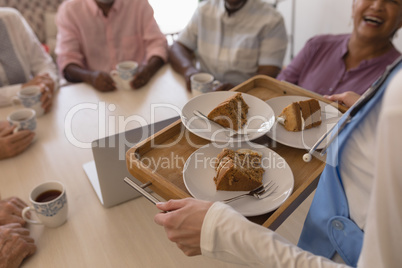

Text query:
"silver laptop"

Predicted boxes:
[[83, 116, 179, 208]]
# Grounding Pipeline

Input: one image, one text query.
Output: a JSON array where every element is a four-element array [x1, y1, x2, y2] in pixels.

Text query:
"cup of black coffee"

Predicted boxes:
[[22, 181, 68, 228]]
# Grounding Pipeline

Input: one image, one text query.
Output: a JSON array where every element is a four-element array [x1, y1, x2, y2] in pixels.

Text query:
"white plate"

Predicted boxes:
[[183, 142, 294, 216], [265, 96, 342, 149], [181, 92, 275, 142]]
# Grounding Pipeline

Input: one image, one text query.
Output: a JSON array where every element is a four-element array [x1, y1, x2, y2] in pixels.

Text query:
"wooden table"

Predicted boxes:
[[0, 65, 245, 268]]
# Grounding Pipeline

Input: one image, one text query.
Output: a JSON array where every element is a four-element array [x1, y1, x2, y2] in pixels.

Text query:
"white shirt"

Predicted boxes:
[[0, 8, 58, 107], [200, 70, 402, 267], [178, 0, 287, 85]]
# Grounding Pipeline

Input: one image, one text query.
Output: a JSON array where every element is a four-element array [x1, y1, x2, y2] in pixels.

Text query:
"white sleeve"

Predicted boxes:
[[201, 202, 347, 268], [357, 70, 402, 268]]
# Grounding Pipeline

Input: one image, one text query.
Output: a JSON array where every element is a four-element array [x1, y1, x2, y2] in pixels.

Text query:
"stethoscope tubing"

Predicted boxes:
[[303, 55, 402, 162]]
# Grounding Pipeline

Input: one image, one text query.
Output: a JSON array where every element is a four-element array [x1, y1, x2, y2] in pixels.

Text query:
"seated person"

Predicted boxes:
[[169, 0, 288, 91], [0, 8, 57, 112], [0, 196, 36, 267], [276, 0, 402, 101], [154, 56, 402, 267], [56, 0, 168, 92]]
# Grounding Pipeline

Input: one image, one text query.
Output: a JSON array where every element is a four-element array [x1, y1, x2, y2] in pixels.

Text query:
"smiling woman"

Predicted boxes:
[[277, 0, 402, 103]]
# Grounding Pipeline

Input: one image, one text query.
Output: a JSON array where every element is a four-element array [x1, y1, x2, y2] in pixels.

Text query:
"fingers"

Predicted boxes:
[[0, 224, 37, 266], [0, 124, 15, 138], [155, 199, 189, 213], [93, 72, 117, 92], [0, 197, 29, 225], [3, 197, 28, 211], [131, 70, 151, 89], [0, 130, 35, 159]]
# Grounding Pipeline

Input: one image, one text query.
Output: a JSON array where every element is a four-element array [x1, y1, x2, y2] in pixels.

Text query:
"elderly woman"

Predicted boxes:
[[277, 0, 402, 107]]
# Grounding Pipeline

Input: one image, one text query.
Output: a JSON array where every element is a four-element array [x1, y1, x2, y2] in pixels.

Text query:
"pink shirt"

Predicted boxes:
[[55, 0, 168, 74]]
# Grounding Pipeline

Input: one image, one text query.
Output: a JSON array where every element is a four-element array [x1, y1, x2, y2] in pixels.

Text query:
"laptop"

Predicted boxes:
[[83, 116, 180, 208]]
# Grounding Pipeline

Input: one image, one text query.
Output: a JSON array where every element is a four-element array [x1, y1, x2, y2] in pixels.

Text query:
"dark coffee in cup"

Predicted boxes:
[[35, 190, 62, 203]]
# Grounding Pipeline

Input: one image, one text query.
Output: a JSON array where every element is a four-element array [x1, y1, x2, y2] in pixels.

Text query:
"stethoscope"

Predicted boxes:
[[303, 55, 402, 162]]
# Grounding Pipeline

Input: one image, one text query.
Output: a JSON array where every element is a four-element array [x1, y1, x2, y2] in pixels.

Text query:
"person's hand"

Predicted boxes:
[[89, 71, 116, 92], [324, 91, 361, 109], [213, 82, 234, 92], [0, 122, 35, 160], [0, 197, 29, 226], [0, 223, 36, 268], [23, 73, 54, 93], [22, 74, 55, 113], [131, 65, 152, 89], [154, 198, 213, 256]]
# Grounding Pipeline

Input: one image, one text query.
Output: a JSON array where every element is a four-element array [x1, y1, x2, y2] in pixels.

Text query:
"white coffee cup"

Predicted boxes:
[[7, 108, 37, 133], [22, 181, 68, 228], [110, 61, 138, 91], [13, 86, 44, 117], [190, 73, 221, 96]]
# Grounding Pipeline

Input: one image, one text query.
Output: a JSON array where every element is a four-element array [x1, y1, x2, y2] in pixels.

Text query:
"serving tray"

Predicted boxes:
[[126, 75, 346, 230]]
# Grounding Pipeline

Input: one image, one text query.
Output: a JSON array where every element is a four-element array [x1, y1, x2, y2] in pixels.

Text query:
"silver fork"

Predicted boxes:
[[222, 181, 278, 203]]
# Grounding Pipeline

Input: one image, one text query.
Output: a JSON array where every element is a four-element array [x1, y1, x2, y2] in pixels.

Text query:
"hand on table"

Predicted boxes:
[[22, 73, 55, 113], [0, 223, 36, 268], [0, 122, 35, 160], [131, 66, 152, 89], [89, 71, 117, 92], [324, 91, 361, 109], [154, 198, 213, 256], [0, 197, 29, 226]]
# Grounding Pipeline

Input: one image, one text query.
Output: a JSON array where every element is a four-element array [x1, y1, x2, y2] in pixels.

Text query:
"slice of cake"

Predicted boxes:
[[213, 148, 264, 191], [277, 98, 322, 132], [207, 93, 249, 131]]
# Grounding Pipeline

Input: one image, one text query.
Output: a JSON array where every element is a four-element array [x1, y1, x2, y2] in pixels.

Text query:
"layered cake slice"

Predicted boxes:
[[277, 98, 322, 132], [213, 148, 264, 191], [207, 93, 249, 131]]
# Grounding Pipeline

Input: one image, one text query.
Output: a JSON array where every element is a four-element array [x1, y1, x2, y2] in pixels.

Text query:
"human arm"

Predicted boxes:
[[131, 56, 164, 89], [168, 42, 199, 91], [324, 91, 361, 109], [21, 74, 54, 113], [18, 10, 58, 91], [0, 10, 57, 107], [55, 2, 114, 91], [0, 197, 29, 226], [155, 198, 345, 267], [0, 223, 36, 268], [276, 36, 318, 84], [63, 64, 116, 92], [0, 121, 35, 160], [129, 0, 168, 89]]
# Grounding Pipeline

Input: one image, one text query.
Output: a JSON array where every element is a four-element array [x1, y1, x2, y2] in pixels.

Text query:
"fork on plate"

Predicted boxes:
[[222, 181, 278, 203]]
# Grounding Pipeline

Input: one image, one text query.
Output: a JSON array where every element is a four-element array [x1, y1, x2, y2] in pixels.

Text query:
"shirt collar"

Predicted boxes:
[[220, 0, 252, 21], [85, 0, 122, 17]]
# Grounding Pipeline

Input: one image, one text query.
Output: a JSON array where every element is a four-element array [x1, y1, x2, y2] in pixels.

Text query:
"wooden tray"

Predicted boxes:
[[126, 75, 346, 230]]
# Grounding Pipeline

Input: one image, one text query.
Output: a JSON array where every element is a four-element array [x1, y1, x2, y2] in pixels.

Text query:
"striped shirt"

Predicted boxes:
[[178, 0, 287, 85]]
